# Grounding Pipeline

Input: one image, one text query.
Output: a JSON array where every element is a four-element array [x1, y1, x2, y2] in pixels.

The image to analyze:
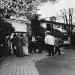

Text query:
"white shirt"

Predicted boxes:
[[45, 35, 55, 45]]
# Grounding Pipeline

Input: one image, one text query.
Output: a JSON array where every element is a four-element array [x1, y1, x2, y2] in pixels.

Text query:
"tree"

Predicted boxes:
[[0, 17, 15, 57], [56, 8, 75, 33], [0, 0, 58, 19], [56, 8, 75, 44], [57, 8, 74, 24], [0, 18, 15, 37]]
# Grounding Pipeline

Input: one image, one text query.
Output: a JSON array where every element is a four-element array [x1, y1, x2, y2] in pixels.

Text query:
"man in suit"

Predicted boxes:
[[11, 34, 17, 55], [54, 37, 61, 55]]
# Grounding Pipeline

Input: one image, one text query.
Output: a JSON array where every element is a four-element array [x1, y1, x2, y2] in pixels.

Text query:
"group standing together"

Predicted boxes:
[[28, 30, 62, 56], [11, 33, 29, 57], [11, 31, 62, 57], [45, 31, 61, 56]]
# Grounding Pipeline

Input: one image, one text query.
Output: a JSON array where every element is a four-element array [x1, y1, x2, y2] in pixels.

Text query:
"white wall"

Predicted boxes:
[[6, 19, 27, 32], [12, 22, 27, 32]]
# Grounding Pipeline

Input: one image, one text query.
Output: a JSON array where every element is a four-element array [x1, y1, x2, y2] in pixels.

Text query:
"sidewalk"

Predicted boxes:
[[0, 52, 48, 75]]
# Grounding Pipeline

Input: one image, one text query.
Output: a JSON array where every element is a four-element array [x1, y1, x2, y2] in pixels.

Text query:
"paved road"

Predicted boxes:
[[0, 52, 48, 75], [35, 48, 75, 75], [1, 48, 75, 75]]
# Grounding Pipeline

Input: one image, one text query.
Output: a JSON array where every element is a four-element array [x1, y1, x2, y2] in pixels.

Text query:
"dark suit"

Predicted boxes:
[[54, 38, 61, 55]]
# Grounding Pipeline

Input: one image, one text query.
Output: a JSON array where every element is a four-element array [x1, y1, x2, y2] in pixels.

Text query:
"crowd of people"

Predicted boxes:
[[10, 31, 62, 57], [11, 33, 29, 57], [45, 31, 62, 56]]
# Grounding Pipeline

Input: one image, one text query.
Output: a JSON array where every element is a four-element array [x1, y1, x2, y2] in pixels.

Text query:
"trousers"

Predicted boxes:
[[46, 44, 54, 56]]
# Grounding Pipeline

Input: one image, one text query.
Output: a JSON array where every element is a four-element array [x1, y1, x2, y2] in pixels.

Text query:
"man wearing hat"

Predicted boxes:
[[45, 31, 55, 56]]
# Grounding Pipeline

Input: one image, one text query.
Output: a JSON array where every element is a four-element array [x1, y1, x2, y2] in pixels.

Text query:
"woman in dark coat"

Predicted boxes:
[[15, 34, 23, 57]]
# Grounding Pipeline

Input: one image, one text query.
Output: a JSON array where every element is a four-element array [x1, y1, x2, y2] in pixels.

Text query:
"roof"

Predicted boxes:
[[39, 19, 75, 27], [45, 21, 75, 27]]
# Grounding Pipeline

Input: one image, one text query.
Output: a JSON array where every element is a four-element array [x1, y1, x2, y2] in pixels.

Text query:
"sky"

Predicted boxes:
[[37, 0, 75, 19]]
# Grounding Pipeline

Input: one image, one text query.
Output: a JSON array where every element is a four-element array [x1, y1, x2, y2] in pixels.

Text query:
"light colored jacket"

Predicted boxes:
[[45, 35, 55, 45]]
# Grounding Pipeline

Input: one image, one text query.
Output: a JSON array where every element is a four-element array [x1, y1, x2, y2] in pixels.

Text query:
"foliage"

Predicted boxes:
[[0, 17, 14, 57], [51, 29, 67, 40], [0, 0, 58, 19], [0, 18, 15, 37]]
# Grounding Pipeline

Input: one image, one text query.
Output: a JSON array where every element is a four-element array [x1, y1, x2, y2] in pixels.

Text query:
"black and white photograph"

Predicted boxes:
[[0, 0, 75, 75]]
